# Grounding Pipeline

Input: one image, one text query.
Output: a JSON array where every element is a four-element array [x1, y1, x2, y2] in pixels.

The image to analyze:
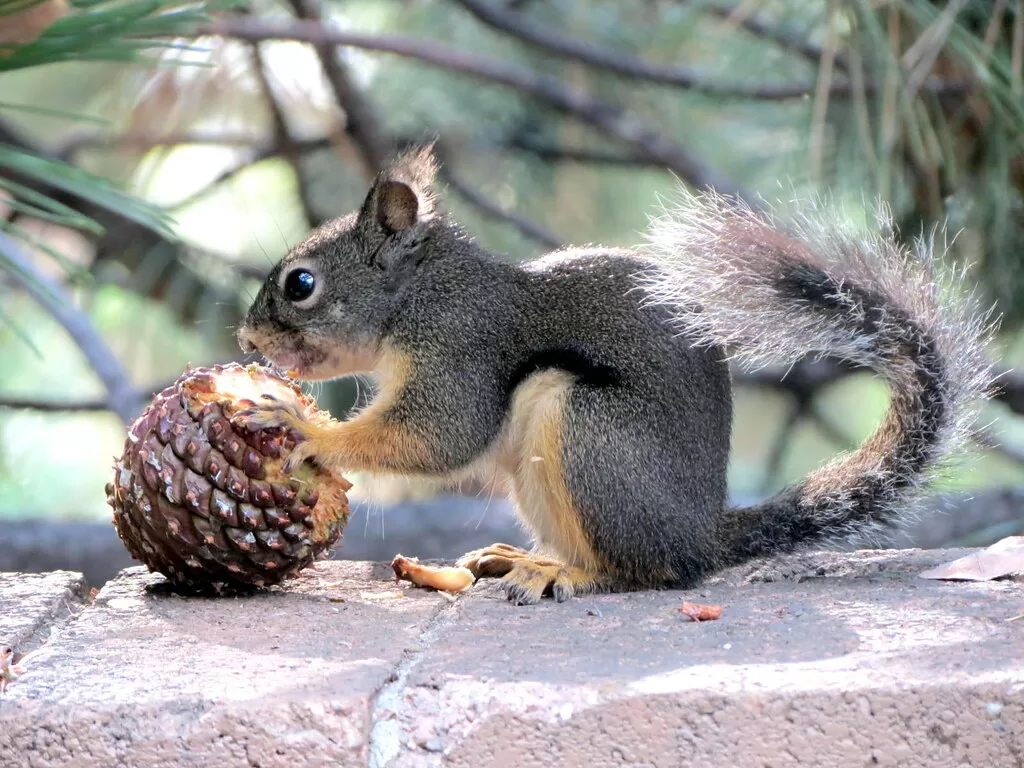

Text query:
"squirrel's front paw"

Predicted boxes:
[[234, 395, 320, 472], [236, 393, 308, 432]]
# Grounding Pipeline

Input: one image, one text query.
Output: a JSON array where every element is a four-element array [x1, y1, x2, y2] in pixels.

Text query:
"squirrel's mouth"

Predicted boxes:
[[237, 326, 378, 381], [237, 326, 324, 376], [257, 346, 327, 380], [294, 343, 381, 381]]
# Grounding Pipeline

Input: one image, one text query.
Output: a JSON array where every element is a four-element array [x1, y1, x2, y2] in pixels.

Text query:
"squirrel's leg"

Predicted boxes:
[[455, 370, 611, 605]]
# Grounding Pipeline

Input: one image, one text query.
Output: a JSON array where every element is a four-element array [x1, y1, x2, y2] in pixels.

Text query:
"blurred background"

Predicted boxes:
[[2, 0, 1024, 587]]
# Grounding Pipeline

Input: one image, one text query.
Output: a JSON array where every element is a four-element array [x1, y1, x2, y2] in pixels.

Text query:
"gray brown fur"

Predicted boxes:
[[239, 147, 995, 595], [640, 190, 995, 565]]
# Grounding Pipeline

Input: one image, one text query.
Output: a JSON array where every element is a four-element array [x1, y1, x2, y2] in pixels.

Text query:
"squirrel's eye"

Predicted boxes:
[[283, 269, 316, 302]]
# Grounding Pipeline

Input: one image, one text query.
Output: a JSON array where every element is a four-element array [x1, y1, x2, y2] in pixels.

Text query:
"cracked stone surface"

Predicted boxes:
[[0, 562, 447, 767], [0, 550, 1022, 768], [0, 571, 88, 654]]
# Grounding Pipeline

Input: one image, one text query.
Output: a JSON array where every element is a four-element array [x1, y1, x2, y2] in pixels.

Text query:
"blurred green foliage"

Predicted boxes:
[[0, 0, 1022, 530]]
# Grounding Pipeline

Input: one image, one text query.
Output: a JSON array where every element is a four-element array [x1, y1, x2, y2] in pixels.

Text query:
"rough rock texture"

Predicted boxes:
[[0, 571, 88, 653], [1, 550, 1022, 767]]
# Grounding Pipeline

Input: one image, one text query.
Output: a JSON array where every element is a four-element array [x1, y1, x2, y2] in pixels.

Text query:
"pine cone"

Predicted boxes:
[[106, 364, 352, 594]]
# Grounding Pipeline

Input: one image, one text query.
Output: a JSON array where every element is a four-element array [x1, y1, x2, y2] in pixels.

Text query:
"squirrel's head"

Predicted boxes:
[[237, 145, 441, 380]]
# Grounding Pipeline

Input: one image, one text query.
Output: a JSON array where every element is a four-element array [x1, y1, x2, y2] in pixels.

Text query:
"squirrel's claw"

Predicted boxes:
[[282, 439, 318, 473], [237, 395, 308, 433], [501, 560, 594, 605], [233, 396, 325, 473]]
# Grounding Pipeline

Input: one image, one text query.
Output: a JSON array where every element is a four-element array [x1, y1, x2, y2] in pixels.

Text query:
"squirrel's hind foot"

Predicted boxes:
[[456, 544, 601, 605]]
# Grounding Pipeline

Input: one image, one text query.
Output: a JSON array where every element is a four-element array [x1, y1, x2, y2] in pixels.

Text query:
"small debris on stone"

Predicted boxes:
[[0, 647, 24, 694], [318, 581, 348, 589], [359, 590, 405, 600], [677, 602, 724, 622]]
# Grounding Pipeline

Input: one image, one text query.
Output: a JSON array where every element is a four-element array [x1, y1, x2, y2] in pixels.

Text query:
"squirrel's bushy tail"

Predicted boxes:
[[640, 190, 997, 564]]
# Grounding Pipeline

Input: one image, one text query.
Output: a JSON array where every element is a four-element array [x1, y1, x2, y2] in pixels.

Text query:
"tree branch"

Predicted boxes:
[[261, 7, 564, 252], [438, 164, 563, 250], [0, 231, 144, 424], [61, 128, 663, 171], [975, 425, 1024, 466], [733, 356, 1024, 421], [0, 117, 240, 328], [251, 38, 317, 228], [283, 0, 391, 178], [704, 4, 845, 70], [198, 16, 752, 200], [452, 0, 821, 100], [56, 129, 268, 156], [0, 389, 161, 414], [505, 133, 657, 167], [0, 358, 257, 415], [760, 399, 804, 493], [452, 0, 972, 99]]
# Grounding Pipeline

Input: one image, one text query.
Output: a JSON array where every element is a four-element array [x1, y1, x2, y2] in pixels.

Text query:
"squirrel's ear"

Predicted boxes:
[[375, 180, 420, 233], [358, 144, 439, 236]]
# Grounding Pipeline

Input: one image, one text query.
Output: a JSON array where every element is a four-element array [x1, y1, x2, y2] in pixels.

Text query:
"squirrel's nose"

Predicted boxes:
[[237, 327, 256, 354]]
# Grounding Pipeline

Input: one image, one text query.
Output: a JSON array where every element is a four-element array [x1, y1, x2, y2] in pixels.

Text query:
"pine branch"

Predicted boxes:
[[60, 128, 661, 170], [0, 355, 258, 414], [249, 7, 569, 251], [250, 38, 317, 228], [198, 16, 752, 200], [0, 230, 143, 424], [283, 0, 391, 178], [504, 134, 656, 167], [145, 126, 564, 255], [734, 356, 1024, 421], [452, 0, 973, 98], [55, 129, 270, 156], [703, 3, 846, 69], [0, 117, 237, 326], [451, 0, 823, 100], [438, 164, 563, 250]]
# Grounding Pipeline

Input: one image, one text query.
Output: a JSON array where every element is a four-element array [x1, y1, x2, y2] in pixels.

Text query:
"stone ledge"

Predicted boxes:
[[0, 571, 89, 654], [0, 550, 1021, 767]]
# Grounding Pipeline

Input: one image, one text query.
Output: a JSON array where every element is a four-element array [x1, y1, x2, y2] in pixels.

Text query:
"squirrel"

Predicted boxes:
[[237, 145, 995, 606]]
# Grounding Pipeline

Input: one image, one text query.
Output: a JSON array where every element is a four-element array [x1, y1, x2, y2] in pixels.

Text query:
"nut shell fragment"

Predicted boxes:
[[677, 602, 723, 622], [392, 555, 475, 594]]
